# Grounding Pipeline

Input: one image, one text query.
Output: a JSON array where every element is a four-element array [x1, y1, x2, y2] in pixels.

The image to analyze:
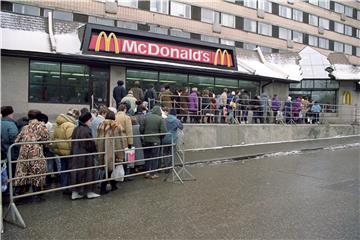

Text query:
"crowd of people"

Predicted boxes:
[[1, 81, 184, 202]]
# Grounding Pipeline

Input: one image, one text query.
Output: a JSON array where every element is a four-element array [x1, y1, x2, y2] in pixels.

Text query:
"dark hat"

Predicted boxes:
[[169, 108, 177, 116], [79, 112, 92, 124], [1, 106, 14, 117], [35, 113, 48, 123]]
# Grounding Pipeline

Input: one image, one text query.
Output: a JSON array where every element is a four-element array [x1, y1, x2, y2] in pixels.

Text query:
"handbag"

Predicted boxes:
[[111, 165, 125, 182]]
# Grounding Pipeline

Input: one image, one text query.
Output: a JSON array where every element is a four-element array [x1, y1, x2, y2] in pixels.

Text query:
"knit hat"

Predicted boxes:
[[79, 112, 92, 124], [67, 108, 79, 118], [1, 106, 14, 117], [169, 108, 177, 116]]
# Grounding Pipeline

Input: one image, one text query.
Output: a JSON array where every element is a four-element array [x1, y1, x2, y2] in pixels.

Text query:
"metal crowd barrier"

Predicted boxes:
[[3, 132, 192, 229], [153, 95, 359, 124]]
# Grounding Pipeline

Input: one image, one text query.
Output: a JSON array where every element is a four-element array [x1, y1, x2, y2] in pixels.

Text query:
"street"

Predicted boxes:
[[2, 145, 359, 239]]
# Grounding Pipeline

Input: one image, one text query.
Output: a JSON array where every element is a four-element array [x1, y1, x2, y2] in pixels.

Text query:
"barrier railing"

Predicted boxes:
[[3, 132, 191, 229], [154, 95, 359, 124]]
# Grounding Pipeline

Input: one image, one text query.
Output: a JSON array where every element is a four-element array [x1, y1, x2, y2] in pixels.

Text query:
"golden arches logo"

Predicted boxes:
[[214, 49, 232, 67], [342, 91, 352, 105], [95, 31, 120, 54]]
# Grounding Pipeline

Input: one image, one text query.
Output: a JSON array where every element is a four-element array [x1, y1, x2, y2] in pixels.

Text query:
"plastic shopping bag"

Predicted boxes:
[[125, 147, 136, 164], [1, 163, 8, 192], [111, 165, 125, 182]]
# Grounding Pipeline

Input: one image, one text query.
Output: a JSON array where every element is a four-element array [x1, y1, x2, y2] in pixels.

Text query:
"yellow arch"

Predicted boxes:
[[342, 91, 352, 105]]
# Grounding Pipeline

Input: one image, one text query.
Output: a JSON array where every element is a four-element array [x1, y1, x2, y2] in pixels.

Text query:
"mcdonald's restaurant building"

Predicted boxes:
[[1, 11, 359, 121]]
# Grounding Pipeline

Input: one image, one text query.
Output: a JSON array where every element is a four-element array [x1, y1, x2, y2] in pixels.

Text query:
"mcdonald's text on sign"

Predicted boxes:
[[88, 31, 233, 67]]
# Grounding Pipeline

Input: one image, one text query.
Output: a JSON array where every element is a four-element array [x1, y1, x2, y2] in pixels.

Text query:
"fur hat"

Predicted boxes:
[[1, 106, 14, 117], [35, 113, 48, 123], [79, 112, 92, 124], [192, 87, 198, 92]]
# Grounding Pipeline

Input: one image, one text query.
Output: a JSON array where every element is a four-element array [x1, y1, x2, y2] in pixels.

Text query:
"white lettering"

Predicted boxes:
[[148, 43, 159, 55], [189, 49, 193, 60], [180, 49, 188, 59], [122, 40, 138, 53], [160, 46, 170, 57], [170, 48, 180, 59], [193, 50, 201, 61], [138, 43, 147, 54], [202, 52, 210, 62]]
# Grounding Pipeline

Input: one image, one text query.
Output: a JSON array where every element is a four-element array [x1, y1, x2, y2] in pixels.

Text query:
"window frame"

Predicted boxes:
[[170, 1, 191, 19], [221, 13, 235, 28], [150, 0, 169, 14]]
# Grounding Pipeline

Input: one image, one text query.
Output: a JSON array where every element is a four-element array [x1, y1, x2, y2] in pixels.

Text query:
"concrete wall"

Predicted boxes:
[[262, 82, 289, 102], [182, 124, 360, 150], [109, 65, 126, 109]]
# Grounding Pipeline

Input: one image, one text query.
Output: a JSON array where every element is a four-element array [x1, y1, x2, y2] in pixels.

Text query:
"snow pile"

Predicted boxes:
[[324, 143, 360, 151], [254, 150, 302, 159]]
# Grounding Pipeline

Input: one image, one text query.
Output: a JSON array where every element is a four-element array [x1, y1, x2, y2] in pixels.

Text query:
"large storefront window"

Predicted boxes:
[[159, 72, 188, 90], [126, 69, 158, 89], [189, 75, 214, 91], [29, 60, 109, 105], [289, 79, 339, 108]]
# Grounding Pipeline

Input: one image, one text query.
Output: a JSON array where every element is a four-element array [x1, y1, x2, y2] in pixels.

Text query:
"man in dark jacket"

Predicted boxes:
[[144, 85, 157, 109], [130, 81, 144, 102], [140, 105, 167, 179], [1, 106, 18, 161], [113, 80, 126, 111]]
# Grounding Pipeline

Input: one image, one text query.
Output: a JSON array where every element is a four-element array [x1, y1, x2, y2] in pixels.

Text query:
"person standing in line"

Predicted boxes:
[[14, 113, 50, 201], [91, 106, 109, 138], [16, 109, 41, 132], [260, 93, 269, 124], [144, 85, 157, 109], [311, 101, 322, 124], [188, 88, 199, 123], [159, 85, 173, 110], [284, 96, 293, 124], [140, 105, 167, 179], [130, 81, 144, 102], [220, 88, 228, 123], [179, 87, 189, 123], [239, 90, 250, 124], [96, 111, 126, 194], [115, 104, 134, 180], [121, 90, 137, 113], [271, 94, 281, 124], [1, 106, 18, 161], [113, 80, 126, 110], [69, 112, 99, 200]]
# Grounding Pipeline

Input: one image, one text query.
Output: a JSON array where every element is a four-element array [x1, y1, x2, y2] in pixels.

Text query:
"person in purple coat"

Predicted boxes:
[[271, 94, 281, 123], [292, 96, 302, 123], [188, 88, 199, 123]]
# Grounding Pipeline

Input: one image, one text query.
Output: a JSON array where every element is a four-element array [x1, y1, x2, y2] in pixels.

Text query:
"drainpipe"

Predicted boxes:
[[48, 11, 56, 52]]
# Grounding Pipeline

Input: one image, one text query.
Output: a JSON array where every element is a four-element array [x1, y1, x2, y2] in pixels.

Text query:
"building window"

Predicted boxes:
[[88, 16, 114, 26], [334, 3, 344, 14], [258, 0, 272, 13], [318, 37, 329, 49], [357, 29, 360, 38], [308, 35, 318, 47], [214, 78, 238, 94], [308, 0, 318, 5], [150, 0, 169, 14], [244, 43, 257, 50], [344, 44, 352, 55], [170, 28, 190, 38], [13, 3, 40, 16], [292, 31, 303, 43], [358, 10, 360, 20], [29, 61, 108, 104], [318, 0, 330, 9], [126, 69, 158, 89], [258, 22, 272, 36], [189, 75, 214, 91], [259, 46, 272, 53], [334, 22, 344, 34], [244, 0, 256, 9], [356, 47, 360, 57], [292, 9, 303, 22], [334, 41, 344, 52], [345, 6, 353, 17], [201, 35, 219, 43], [117, 20, 138, 30], [159, 72, 188, 89], [149, 24, 168, 35], [279, 5, 292, 19], [309, 14, 318, 26], [118, 0, 138, 8], [344, 25, 352, 36], [221, 13, 235, 28], [221, 39, 235, 46], [319, 18, 329, 29], [201, 8, 219, 24], [279, 27, 291, 40], [244, 18, 257, 32], [170, 1, 191, 19], [53, 10, 73, 21]]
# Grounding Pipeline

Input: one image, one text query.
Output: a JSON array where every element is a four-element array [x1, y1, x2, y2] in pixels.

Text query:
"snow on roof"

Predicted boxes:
[[264, 53, 302, 81], [298, 46, 331, 79], [54, 32, 82, 54], [332, 64, 360, 80]]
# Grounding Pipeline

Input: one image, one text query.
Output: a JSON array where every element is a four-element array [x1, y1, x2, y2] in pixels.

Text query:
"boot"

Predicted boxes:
[[100, 182, 109, 195], [124, 167, 134, 182], [110, 180, 118, 191]]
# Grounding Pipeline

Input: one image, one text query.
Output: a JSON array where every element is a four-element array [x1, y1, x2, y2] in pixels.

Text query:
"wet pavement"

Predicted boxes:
[[2, 146, 359, 239]]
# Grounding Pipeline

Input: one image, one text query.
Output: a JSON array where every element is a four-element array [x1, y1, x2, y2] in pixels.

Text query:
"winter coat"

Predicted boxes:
[[160, 89, 173, 109], [1, 117, 18, 160], [130, 87, 144, 101], [179, 92, 189, 114], [144, 88, 157, 107], [91, 115, 105, 138], [284, 101, 292, 116], [115, 111, 133, 147], [52, 114, 76, 156], [260, 94, 269, 112], [188, 92, 198, 112], [121, 94, 137, 113], [140, 106, 167, 144], [134, 112, 146, 126], [96, 120, 126, 172], [292, 98, 302, 113], [16, 116, 29, 132], [113, 85, 126, 105], [132, 124, 144, 165], [311, 104, 321, 113], [220, 92, 228, 107], [15, 119, 50, 187], [163, 115, 183, 145], [271, 97, 281, 111]]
